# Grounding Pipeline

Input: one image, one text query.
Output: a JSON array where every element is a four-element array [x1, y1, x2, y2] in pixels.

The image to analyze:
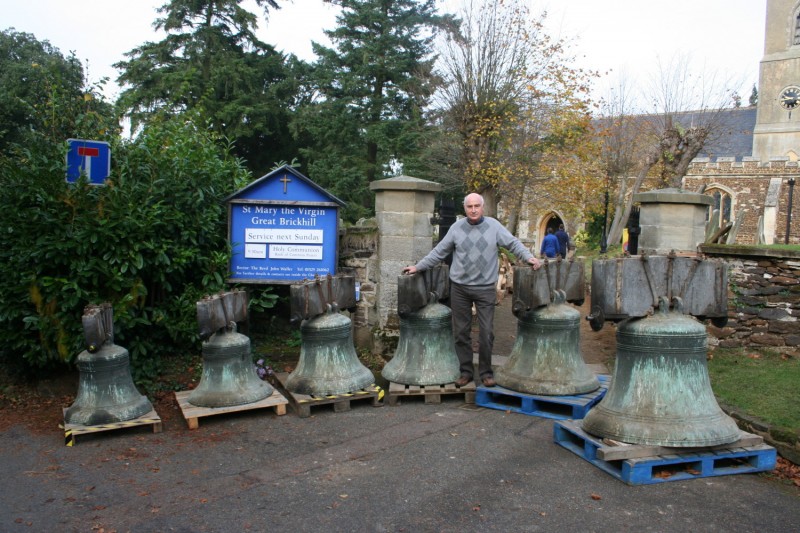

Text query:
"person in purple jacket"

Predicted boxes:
[[403, 193, 540, 387]]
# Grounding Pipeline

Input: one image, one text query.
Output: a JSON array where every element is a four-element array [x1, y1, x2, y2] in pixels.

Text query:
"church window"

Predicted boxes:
[[795, 12, 800, 45], [707, 188, 732, 225]]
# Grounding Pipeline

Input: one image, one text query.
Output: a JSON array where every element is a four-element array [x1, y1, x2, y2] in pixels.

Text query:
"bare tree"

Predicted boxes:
[[433, 0, 593, 218], [602, 55, 742, 246]]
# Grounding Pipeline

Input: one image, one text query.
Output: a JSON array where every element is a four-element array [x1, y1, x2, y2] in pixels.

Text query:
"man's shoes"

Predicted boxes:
[[481, 375, 496, 387], [455, 375, 472, 387]]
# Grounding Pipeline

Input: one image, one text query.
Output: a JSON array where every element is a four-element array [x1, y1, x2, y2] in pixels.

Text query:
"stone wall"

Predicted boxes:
[[703, 246, 800, 356], [702, 245, 800, 464], [339, 220, 380, 349]]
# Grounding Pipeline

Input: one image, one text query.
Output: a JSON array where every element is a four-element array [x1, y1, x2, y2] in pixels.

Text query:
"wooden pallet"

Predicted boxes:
[[62, 409, 162, 446], [387, 381, 476, 406], [286, 384, 384, 418], [267, 372, 385, 418], [174, 390, 288, 429], [553, 419, 777, 485], [475, 375, 609, 420]]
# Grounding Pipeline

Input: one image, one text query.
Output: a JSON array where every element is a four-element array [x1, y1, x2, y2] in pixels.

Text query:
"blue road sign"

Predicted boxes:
[[66, 139, 110, 185]]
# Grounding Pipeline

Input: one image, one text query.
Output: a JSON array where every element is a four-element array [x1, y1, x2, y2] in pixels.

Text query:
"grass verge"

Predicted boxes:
[[708, 347, 800, 431]]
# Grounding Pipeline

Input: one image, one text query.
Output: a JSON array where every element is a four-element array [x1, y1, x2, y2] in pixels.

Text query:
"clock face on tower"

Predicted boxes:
[[780, 86, 800, 110]]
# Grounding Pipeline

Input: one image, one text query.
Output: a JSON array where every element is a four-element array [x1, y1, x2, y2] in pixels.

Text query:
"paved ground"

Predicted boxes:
[[3, 391, 798, 532], [2, 298, 797, 532]]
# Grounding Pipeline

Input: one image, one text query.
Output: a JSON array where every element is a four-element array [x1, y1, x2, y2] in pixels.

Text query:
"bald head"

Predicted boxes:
[[463, 193, 485, 223], [463, 193, 484, 208]]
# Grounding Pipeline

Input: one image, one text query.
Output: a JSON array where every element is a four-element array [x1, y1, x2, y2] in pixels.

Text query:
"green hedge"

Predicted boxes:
[[0, 117, 269, 382]]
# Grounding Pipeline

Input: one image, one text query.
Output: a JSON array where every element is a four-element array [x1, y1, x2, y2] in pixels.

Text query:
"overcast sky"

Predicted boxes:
[[4, 0, 767, 103]]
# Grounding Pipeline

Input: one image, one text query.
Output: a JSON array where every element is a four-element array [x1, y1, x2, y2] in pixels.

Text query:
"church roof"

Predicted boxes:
[[680, 106, 757, 161], [593, 106, 757, 163]]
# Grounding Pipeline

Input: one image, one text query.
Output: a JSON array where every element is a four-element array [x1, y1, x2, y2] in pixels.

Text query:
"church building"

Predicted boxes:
[[518, 0, 800, 248]]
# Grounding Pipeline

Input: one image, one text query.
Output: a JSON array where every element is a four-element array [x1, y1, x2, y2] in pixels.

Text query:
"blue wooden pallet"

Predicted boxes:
[[475, 375, 609, 420], [553, 419, 777, 485]]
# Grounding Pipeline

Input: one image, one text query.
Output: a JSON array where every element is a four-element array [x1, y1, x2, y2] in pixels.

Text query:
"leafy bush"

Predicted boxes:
[[0, 115, 272, 381]]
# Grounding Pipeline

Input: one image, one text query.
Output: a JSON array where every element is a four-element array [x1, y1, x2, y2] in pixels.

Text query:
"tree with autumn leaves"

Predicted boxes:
[[432, 0, 603, 227]]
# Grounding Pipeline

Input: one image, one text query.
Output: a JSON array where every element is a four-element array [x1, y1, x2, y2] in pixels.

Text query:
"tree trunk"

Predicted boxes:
[[607, 149, 659, 246], [481, 187, 498, 218], [504, 193, 523, 234]]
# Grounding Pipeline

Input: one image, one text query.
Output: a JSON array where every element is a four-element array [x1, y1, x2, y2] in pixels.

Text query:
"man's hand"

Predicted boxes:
[[527, 257, 541, 270], [403, 266, 417, 275]]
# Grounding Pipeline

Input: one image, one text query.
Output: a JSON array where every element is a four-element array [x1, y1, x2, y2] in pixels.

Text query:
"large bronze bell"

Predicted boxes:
[[285, 309, 374, 395], [495, 290, 600, 395], [582, 297, 740, 447], [65, 304, 153, 426], [189, 291, 273, 408], [187, 324, 274, 407], [382, 301, 461, 385]]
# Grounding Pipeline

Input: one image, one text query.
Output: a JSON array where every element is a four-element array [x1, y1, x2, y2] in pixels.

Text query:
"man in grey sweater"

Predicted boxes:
[[403, 193, 540, 387]]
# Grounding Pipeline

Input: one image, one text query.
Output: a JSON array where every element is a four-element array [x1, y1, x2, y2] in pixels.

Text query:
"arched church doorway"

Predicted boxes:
[[539, 213, 564, 237], [537, 212, 565, 254]]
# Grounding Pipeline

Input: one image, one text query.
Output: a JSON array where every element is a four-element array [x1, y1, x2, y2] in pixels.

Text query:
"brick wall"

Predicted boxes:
[[685, 158, 800, 245]]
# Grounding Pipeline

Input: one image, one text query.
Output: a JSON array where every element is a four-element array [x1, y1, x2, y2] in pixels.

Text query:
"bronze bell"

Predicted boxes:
[[285, 309, 374, 396], [495, 290, 600, 395], [65, 303, 153, 426], [582, 297, 740, 447], [382, 300, 461, 386], [188, 323, 274, 407]]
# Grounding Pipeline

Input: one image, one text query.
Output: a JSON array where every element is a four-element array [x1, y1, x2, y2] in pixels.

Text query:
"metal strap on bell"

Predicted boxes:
[[188, 291, 273, 407], [582, 296, 740, 447], [65, 303, 154, 426], [495, 290, 599, 395], [285, 307, 374, 396], [382, 299, 460, 386]]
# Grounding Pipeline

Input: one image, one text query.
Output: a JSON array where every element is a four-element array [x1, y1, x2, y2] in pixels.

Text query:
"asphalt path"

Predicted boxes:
[[2, 393, 798, 532]]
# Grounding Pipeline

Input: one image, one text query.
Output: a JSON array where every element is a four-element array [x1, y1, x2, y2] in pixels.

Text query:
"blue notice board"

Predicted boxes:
[[225, 166, 345, 284], [66, 139, 110, 185]]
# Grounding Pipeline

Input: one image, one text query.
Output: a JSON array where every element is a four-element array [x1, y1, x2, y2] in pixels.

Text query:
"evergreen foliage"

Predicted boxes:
[[115, 0, 294, 173], [0, 29, 118, 152], [0, 113, 268, 381], [291, 0, 456, 221]]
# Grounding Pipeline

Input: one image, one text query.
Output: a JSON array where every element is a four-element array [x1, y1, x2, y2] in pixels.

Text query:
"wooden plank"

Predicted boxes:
[[174, 390, 288, 429], [598, 432, 765, 461], [269, 372, 386, 417], [386, 381, 476, 406], [62, 409, 162, 446], [287, 384, 384, 418]]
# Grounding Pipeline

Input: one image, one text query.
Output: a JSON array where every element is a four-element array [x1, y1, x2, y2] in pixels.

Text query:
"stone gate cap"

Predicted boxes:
[[633, 187, 713, 206], [369, 175, 442, 193]]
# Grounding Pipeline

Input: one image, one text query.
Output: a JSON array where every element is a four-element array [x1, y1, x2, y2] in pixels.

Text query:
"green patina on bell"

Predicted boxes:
[[285, 309, 374, 396], [65, 304, 153, 426], [582, 297, 740, 447], [495, 290, 599, 395], [382, 301, 461, 386], [188, 324, 274, 408]]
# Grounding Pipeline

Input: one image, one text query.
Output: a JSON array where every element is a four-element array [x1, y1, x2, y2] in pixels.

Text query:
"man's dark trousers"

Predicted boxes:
[[450, 281, 496, 380]]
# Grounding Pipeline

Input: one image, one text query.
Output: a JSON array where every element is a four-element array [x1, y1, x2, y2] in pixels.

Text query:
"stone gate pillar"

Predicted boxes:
[[634, 188, 713, 254], [369, 176, 441, 347]]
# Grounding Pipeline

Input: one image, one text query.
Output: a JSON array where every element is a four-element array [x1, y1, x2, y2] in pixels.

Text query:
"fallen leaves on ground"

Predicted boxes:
[[772, 457, 800, 488]]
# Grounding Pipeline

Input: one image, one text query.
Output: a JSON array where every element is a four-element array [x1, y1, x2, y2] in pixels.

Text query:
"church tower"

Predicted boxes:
[[752, 0, 800, 161]]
